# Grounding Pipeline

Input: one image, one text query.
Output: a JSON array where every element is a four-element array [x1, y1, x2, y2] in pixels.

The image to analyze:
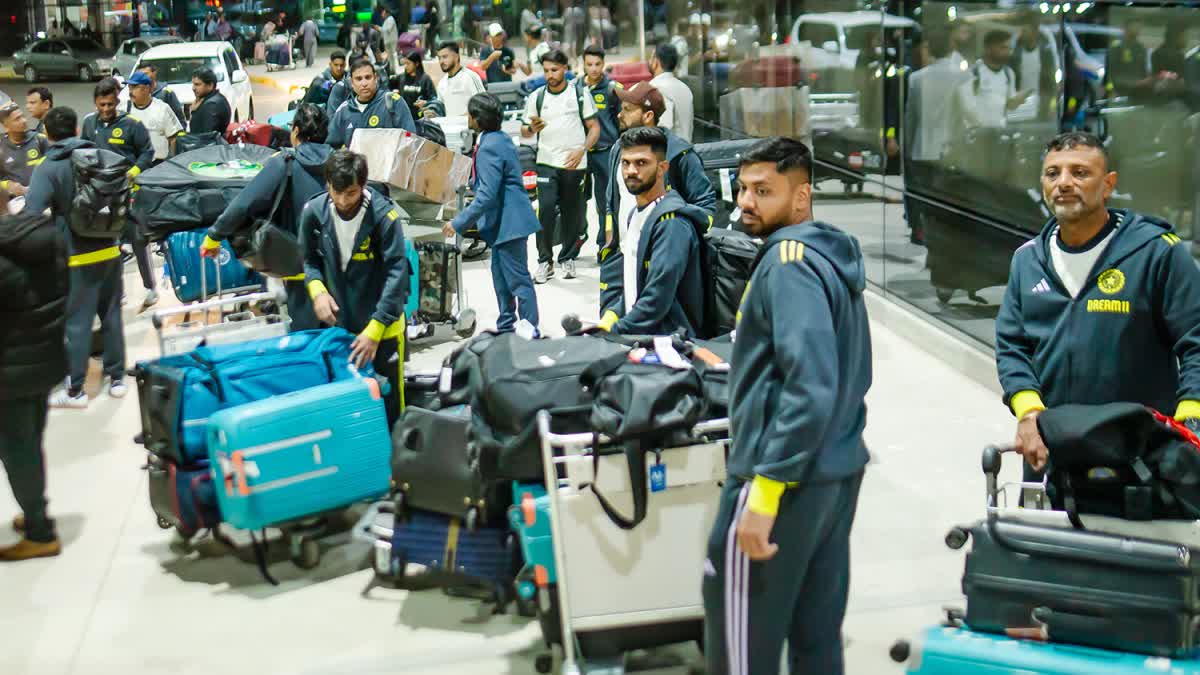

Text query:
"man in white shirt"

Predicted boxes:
[[521, 48, 600, 283], [955, 30, 1031, 130], [907, 30, 971, 163], [300, 16, 320, 68], [435, 41, 486, 118], [380, 7, 399, 62], [649, 43, 694, 141], [525, 25, 551, 78], [124, 71, 183, 162]]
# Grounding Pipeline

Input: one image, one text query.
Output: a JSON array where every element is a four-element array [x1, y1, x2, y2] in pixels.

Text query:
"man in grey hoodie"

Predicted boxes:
[[701, 137, 872, 675]]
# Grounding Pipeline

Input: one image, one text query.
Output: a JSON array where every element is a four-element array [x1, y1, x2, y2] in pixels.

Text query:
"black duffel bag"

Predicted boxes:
[[173, 131, 228, 156], [1040, 402, 1200, 526], [228, 155, 304, 277]]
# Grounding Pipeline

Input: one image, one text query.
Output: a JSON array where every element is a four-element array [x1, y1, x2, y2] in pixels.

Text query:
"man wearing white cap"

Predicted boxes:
[[480, 23, 519, 83]]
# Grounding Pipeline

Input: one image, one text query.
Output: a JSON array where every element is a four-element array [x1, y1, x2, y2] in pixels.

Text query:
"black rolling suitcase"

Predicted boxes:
[[391, 405, 512, 528], [958, 516, 1200, 658], [693, 139, 758, 232]]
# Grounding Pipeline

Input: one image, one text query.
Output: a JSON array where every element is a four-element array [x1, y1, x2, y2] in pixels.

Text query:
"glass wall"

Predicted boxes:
[[664, 0, 1200, 347], [442, 0, 644, 61]]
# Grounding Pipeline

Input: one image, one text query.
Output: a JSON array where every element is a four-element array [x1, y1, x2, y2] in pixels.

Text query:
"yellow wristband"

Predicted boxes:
[[1176, 400, 1200, 422], [598, 309, 619, 332], [746, 475, 787, 517], [307, 279, 329, 300], [127, 165, 142, 179], [361, 319, 386, 342], [1011, 390, 1046, 419]]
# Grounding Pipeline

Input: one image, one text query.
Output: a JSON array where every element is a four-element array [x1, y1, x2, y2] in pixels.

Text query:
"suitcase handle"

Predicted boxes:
[[1031, 606, 1114, 638], [231, 451, 250, 497]]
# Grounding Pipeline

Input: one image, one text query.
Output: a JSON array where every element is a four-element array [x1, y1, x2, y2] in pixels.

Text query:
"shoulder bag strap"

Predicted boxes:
[[588, 439, 650, 530], [265, 153, 293, 224]]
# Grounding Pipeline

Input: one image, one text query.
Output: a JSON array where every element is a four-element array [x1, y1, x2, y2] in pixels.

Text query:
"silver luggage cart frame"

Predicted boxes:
[[536, 410, 730, 675], [404, 186, 477, 344]]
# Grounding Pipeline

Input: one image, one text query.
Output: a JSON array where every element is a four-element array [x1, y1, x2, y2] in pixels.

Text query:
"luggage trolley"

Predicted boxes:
[[265, 32, 296, 71], [403, 185, 478, 344], [533, 410, 730, 675]]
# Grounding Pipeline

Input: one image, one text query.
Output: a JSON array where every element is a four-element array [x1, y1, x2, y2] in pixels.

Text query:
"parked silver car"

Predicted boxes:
[[13, 38, 115, 82], [112, 35, 185, 78]]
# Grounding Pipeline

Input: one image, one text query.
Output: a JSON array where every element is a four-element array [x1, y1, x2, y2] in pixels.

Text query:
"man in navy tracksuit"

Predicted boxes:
[[702, 137, 872, 675], [326, 58, 416, 149], [202, 103, 333, 331], [302, 51, 350, 111], [597, 127, 707, 337], [26, 107, 129, 409], [300, 150, 410, 421], [578, 45, 622, 250], [81, 77, 157, 308], [444, 93, 541, 333], [598, 82, 715, 320], [996, 131, 1200, 474]]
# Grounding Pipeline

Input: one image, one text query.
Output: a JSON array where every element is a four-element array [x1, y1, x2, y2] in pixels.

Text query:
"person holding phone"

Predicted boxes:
[[954, 30, 1031, 130]]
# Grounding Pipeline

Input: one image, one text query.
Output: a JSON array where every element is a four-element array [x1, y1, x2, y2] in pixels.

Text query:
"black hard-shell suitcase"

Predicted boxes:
[[693, 139, 758, 232], [391, 405, 512, 528], [486, 81, 526, 112], [956, 517, 1200, 657]]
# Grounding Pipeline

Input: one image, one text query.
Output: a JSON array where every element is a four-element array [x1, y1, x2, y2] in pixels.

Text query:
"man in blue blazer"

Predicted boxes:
[[444, 93, 541, 333]]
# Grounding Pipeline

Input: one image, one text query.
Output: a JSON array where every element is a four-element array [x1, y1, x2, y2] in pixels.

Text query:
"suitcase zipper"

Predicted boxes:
[[969, 573, 1191, 613]]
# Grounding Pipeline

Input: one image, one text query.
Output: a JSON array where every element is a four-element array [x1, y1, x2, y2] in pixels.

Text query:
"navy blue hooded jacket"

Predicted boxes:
[[450, 130, 540, 246], [996, 209, 1200, 417], [208, 143, 333, 241], [80, 111, 154, 175], [599, 129, 716, 316], [299, 186, 410, 334], [579, 74, 621, 152], [326, 87, 416, 149], [25, 136, 118, 261], [609, 190, 707, 337], [727, 221, 873, 484]]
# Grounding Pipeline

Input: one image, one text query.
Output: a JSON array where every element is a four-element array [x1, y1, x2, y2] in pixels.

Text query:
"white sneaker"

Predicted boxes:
[[49, 389, 88, 409], [107, 378, 129, 399], [563, 261, 577, 279], [534, 262, 554, 284], [140, 289, 159, 310]]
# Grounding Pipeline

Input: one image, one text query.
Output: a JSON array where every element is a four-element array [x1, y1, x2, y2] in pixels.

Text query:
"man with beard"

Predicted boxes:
[[595, 126, 706, 337], [701, 136, 871, 675], [996, 131, 1200, 479], [597, 81, 713, 319], [325, 57, 416, 149]]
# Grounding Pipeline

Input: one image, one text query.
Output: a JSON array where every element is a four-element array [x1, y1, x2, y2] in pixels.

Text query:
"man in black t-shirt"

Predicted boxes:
[[480, 23, 517, 83]]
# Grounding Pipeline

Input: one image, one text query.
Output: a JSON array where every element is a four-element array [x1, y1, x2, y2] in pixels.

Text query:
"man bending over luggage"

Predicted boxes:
[[598, 82, 714, 318], [997, 131, 1200, 475], [300, 150, 410, 421], [702, 137, 872, 675], [0, 186, 67, 561], [596, 126, 707, 337], [27, 106, 129, 408], [202, 103, 334, 331], [325, 57, 416, 149], [442, 93, 541, 334]]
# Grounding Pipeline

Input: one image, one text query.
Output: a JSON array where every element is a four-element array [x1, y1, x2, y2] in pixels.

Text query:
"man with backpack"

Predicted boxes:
[[81, 77, 157, 310], [596, 127, 706, 337], [702, 137, 871, 675], [578, 45, 622, 255], [520, 48, 600, 284], [303, 50, 350, 111], [26, 107, 130, 409], [954, 30, 1031, 130], [0, 186, 67, 561], [325, 57, 416, 149], [202, 103, 334, 331], [135, 63, 185, 126], [598, 81, 714, 320]]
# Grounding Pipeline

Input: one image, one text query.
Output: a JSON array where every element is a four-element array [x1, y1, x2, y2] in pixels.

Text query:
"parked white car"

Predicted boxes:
[[111, 35, 184, 79], [118, 41, 254, 124], [789, 11, 918, 90]]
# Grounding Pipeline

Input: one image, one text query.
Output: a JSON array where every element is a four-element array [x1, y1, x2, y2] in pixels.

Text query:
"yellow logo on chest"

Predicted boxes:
[[1097, 268, 1125, 295]]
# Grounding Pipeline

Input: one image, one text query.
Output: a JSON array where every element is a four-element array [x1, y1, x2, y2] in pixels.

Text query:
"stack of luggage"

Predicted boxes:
[[893, 402, 1200, 672]]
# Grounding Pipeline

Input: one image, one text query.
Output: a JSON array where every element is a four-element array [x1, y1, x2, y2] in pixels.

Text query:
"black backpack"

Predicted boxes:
[[69, 148, 132, 239]]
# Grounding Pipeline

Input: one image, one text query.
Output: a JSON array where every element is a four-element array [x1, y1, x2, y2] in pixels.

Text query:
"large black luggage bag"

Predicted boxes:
[[958, 517, 1200, 657], [703, 226, 760, 336], [693, 138, 758, 232], [132, 143, 276, 241], [391, 405, 511, 528]]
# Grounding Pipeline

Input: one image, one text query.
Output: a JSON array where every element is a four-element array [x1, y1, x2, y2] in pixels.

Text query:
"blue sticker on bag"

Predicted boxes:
[[649, 464, 666, 493]]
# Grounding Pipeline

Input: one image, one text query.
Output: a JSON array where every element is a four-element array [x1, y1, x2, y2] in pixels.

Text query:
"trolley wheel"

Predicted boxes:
[[157, 515, 172, 530], [535, 653, 553, 673], [890, 639, 911, 663], [464, 505, 480, 532], [461, 238, 488, 259], [291, 537, 320, 569], [944, 527, 968, 550]]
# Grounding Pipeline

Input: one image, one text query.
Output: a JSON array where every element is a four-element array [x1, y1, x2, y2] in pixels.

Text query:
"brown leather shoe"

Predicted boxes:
[[0, 538, 61, 561], [12, 514, 24, 532]]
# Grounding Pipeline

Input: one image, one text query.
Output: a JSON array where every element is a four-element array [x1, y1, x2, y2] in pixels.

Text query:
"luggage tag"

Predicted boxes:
[[649, 449, 666, 493]]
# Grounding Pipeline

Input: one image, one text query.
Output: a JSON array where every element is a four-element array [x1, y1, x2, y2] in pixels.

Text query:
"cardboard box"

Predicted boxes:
[[349, 128, 473, 206], [719, 86, 812, 148]]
